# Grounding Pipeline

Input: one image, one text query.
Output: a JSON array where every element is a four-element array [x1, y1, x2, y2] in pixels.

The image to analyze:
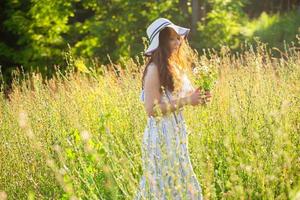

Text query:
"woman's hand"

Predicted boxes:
[[188, 87, 212, 106], [202, 89, 212, 105]]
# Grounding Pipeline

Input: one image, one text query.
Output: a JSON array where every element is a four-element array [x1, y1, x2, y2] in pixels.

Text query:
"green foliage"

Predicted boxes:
[[193, 1, 300, 52], [2, 0, 73, 70], [194, 0, 249, 49], [243, 10, 300, 49], [1, 0, 187, 72]]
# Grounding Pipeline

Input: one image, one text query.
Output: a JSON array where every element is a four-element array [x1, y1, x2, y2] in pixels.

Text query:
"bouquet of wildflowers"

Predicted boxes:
[[192, 62, 218, 93]]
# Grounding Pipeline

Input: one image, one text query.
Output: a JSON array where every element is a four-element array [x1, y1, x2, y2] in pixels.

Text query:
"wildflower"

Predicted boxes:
[[80, 130, 90, 141], [74, 58, 90, 73], [193, 63, 218, 92], [193, 67, 200, 75]]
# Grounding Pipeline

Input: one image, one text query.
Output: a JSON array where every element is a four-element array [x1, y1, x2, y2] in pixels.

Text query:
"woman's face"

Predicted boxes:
[[168, 29, 183, 54]]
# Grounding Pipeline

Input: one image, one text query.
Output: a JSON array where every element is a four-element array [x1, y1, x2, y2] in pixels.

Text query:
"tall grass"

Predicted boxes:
[[0, 41, 299, 199]]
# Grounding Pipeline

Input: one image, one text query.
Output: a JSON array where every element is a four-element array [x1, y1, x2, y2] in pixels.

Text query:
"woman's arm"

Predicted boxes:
[[143, 63, 191, 117], [151, 95, 190, 117]]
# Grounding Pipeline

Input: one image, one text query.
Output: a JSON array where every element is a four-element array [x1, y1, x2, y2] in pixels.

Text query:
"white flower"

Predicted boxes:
[[193, 67, 200, 75], [201, 65, 209, 73]]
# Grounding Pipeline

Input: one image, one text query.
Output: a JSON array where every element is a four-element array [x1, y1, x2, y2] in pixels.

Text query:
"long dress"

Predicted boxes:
[[134, 72, 203, 200]]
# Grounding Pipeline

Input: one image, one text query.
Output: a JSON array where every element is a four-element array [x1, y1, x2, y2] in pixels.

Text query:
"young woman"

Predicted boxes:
[[134, 18, 211, 199]]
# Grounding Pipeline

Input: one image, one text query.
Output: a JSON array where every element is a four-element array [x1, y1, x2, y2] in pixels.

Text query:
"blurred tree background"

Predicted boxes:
[[0, 0, 300, 90]]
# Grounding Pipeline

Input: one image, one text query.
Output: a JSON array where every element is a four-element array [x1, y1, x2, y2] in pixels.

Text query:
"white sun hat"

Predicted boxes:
[[144, 17, 190, 57]]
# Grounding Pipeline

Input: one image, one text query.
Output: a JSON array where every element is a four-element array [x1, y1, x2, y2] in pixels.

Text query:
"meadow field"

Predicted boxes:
[[0, 44, 299, 199]]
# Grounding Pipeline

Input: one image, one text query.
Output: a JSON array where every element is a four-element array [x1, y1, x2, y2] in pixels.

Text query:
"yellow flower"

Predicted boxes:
[[74, 58, 90, 73]]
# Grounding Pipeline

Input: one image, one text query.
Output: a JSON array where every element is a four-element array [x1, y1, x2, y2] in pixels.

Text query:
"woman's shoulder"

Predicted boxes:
[[145, 62, 159, 74], [147, 62, 157, 68]]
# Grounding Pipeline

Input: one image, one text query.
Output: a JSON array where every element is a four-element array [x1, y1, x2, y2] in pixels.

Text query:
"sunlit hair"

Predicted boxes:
[[141, 27, 196, 95]]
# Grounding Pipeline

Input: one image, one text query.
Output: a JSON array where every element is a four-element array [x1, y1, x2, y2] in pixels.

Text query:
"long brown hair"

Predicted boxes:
[[141, 27, 196, 95]]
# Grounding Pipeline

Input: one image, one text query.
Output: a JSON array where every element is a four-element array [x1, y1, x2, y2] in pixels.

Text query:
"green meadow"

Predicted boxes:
[[0, 43, 299, 199]]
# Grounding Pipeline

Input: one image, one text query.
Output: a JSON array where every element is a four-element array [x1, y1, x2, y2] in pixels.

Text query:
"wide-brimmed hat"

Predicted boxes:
[[144, 17, 190, 57]]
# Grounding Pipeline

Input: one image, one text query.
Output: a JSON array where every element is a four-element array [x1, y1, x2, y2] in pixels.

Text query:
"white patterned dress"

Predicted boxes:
[[134, 72, 203, 200]]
